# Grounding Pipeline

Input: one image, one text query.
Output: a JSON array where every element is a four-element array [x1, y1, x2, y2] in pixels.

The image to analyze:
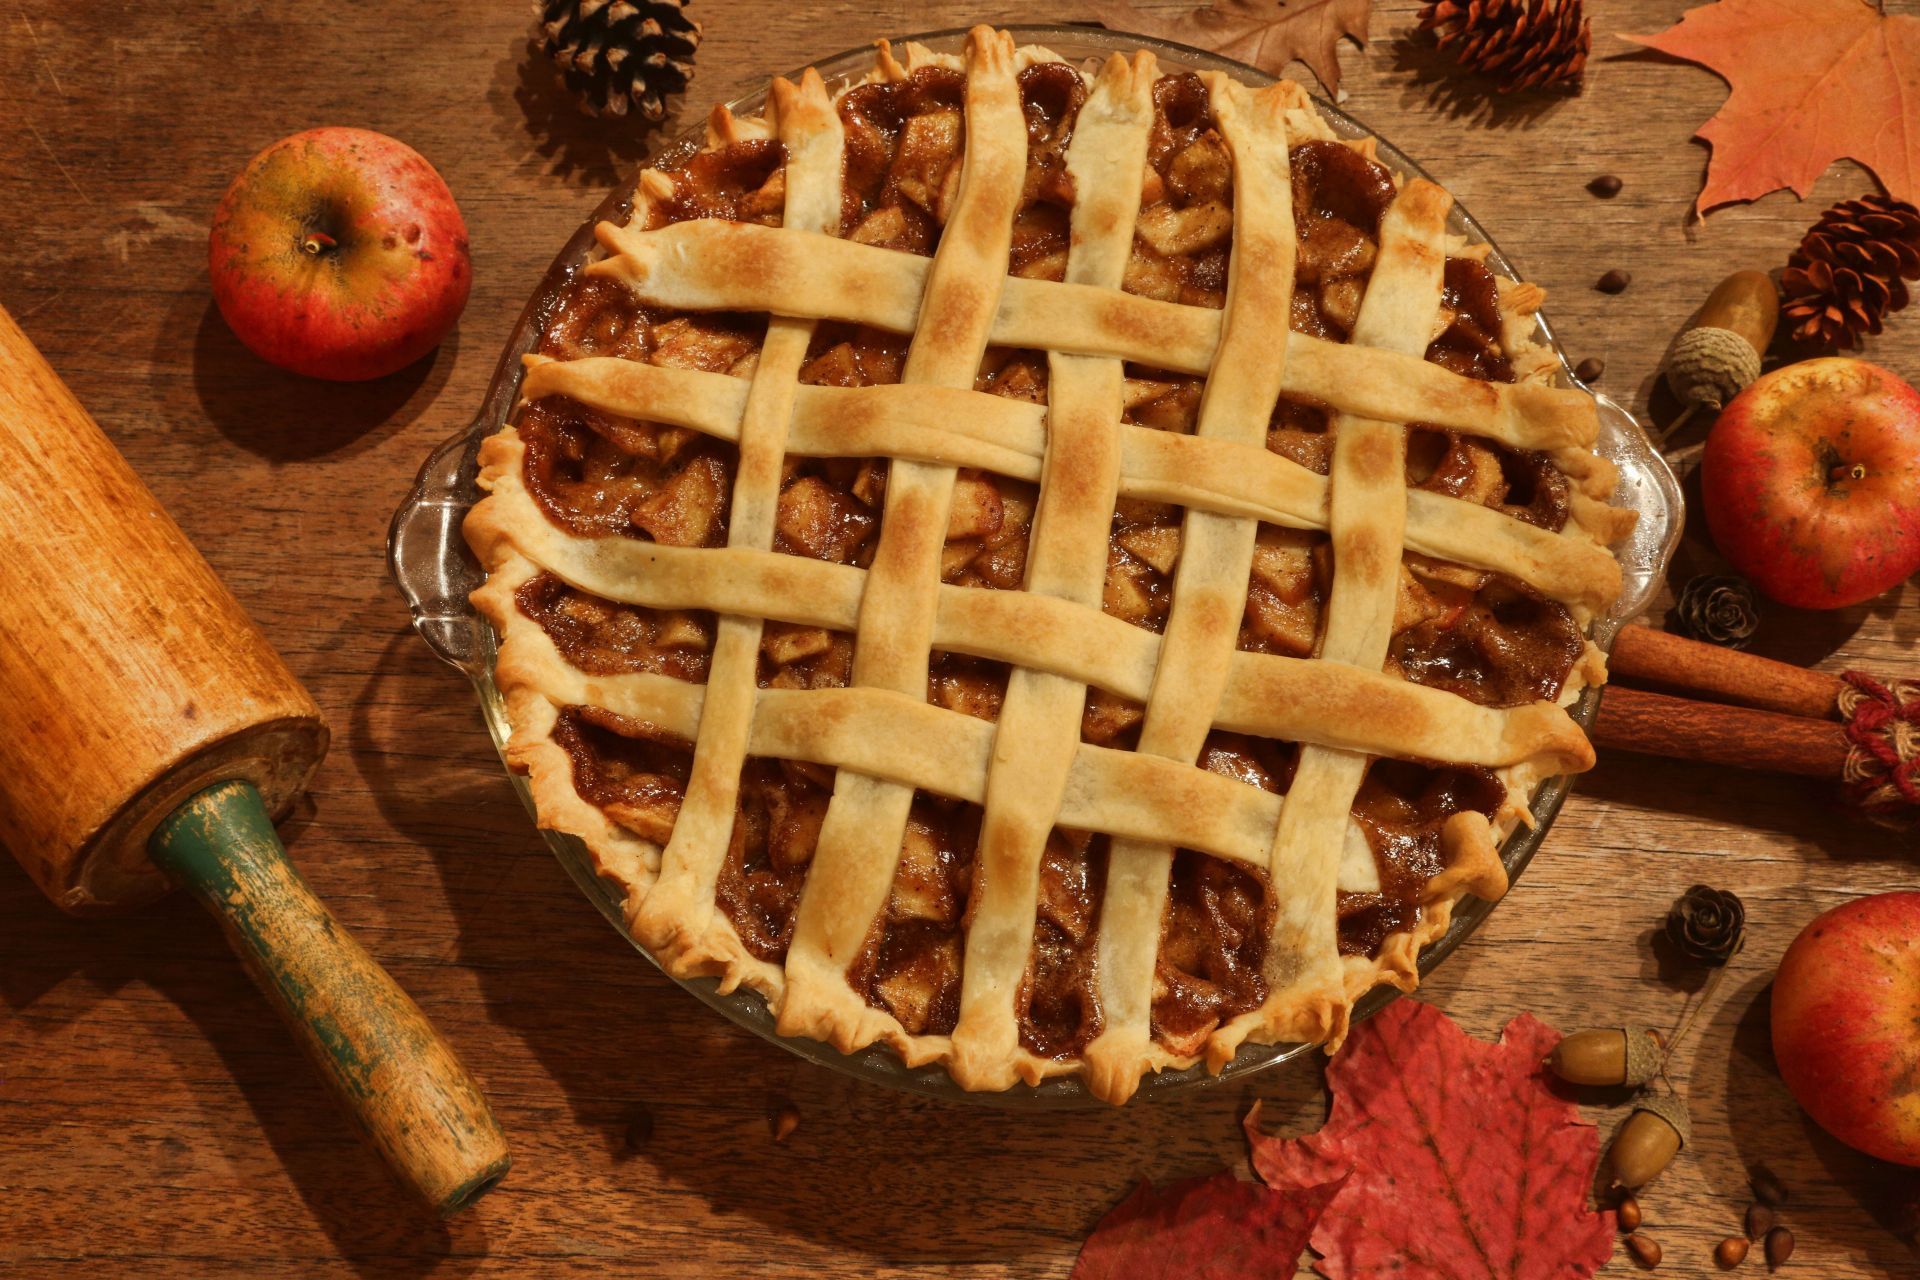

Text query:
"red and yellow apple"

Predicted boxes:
[[209, 127, 470, 381], [1701, 358, 1920, 609], [1772, 892, 1920, 1166]]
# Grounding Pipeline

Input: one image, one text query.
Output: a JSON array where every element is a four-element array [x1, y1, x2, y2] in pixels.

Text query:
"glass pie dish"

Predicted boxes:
[[388, 23, 1683, 1106]]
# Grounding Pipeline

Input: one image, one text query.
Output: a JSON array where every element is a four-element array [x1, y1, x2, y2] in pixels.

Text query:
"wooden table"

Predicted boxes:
[[3, 1, 1917, 1275]]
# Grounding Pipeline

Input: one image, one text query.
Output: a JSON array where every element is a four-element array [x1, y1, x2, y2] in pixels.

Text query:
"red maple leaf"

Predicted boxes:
[[1247, 1000, 1615, 1280], [1091, 0, 1373, 96], [1072, 1170, 1346, 1280], [1623, 0, 1920, 213]]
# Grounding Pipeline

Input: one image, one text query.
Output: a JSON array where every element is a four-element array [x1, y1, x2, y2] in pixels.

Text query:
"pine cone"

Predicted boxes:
[[1417, 0, 1591, 93], [1781, 195, 1920, 350], [1665, 885, 1746, 966], [534, 0, 701, 122], [1673, 574, 1758, 650]]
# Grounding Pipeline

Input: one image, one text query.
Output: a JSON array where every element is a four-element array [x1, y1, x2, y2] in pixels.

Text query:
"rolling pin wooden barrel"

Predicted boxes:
[[0, 302, 509, 1214]]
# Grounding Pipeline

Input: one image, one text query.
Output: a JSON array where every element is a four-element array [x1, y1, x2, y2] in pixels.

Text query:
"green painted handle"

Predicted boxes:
[[149, 780, 510, 1215]]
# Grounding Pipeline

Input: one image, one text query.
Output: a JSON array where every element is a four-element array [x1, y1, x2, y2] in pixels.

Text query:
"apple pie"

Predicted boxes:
[[465, 26, 1635, 1100]]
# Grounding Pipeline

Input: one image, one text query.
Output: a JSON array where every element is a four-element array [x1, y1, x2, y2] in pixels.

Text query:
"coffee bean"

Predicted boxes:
[[1575, 356, 1605, 383], [1588, 174, 1624, 198], [1597, 269, 1632, 294], [769, 1098, 800, 1144]]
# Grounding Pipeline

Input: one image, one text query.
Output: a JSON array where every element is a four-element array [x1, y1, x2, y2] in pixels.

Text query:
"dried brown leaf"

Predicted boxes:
[[1092, 0, 1372, 94], [1624, 0, 1920, 213]]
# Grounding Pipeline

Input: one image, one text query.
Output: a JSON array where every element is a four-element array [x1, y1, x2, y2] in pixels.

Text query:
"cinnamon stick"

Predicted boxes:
[[1608, 626, 1842, 720], [1592, 685, 1849, 778]]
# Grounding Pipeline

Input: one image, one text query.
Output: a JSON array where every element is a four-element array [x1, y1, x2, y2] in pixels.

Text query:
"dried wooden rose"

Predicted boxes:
[[1666, 885, 1747, 964], [1673, 573, 1759, 650]]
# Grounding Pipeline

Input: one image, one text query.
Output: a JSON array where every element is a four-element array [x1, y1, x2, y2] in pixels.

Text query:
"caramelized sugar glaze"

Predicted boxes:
[[508, 61, 1584, 1062]]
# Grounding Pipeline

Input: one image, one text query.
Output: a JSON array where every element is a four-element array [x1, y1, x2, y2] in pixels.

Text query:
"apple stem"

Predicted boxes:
[[1830, 462, 1868, 484], [301, 231, 338, 256]]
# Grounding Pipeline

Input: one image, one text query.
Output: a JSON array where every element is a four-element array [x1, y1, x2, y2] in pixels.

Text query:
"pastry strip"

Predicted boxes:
[[948, 50, 1156, 1090], [478, 450, 1592, 774], [1085, 75, 1301, 1102], [492, 608, 1591, 866], [778, 29, 1029, 1059], [593, 222, 1596, 451], [631, 71, 846, 984], [1214, 180, 1457, 1067], [522, 357, 1619, 609]]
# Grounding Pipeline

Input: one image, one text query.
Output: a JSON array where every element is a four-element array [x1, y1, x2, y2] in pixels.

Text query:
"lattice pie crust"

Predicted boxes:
[[466, 27, 1635, 1100]]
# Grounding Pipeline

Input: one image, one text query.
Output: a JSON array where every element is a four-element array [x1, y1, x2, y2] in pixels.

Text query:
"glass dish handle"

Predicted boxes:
[[1588, 389, 1683, 644], [388, 419, 488, 677]]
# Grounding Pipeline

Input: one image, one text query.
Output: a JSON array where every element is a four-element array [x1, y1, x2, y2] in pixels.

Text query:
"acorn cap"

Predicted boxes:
[[1622, 1025, 1664, 1088], [1666, 324, 1762, 409], [1632, 1093, 1691, 1147]]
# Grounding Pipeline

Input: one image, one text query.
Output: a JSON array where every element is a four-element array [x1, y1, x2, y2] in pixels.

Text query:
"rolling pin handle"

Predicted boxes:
[[148, 780, 510, 1215]]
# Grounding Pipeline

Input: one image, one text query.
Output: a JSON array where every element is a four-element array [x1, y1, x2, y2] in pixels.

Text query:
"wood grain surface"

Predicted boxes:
[[3, 1, 1919, 1276]]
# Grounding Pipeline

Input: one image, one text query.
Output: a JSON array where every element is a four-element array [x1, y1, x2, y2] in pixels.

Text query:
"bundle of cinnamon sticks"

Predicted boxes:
[[1594, 626, 1853, 780]]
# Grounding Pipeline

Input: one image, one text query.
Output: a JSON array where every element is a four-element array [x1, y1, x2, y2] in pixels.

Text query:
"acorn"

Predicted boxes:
[[1607, 1095, 1691, 1189], [1547, 1027, 1664, 1087], [1665, 270, 1780, 415]]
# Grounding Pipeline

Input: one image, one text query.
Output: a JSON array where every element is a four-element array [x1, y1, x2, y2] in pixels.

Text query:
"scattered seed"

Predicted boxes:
[[1751, 1165, 1789, 1207], [1588, 174, 1624, 198], [622, 1106, 654, 1152], [1597, 268, 1632, 294], [770, 1099, 800, 1144], [1716, 1236, 1750, 1268], [1617, 1193, 1643, 1232], [1575, 356, 1605, 383], [1764, 1225, 1794, 1269], [1745, 1203, 1775, 1241], [1626, 1232, 1663, 1269]]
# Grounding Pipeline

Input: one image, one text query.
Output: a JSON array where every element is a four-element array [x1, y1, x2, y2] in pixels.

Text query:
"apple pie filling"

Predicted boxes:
[[512, 57, 1572, 1061]]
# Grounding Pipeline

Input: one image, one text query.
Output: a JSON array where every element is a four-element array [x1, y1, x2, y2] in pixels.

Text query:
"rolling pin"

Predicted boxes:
[[0, 301, 509, 1214]]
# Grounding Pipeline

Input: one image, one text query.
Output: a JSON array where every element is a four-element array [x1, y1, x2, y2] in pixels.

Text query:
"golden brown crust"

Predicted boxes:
[[466, 25, 1630, 1100]]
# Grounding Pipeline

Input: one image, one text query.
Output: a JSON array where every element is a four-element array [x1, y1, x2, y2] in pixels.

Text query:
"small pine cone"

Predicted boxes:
[[1781, 194, 1920, 350], [1666, 885, 1746, 966], [534, 0, 701, 122], [1417, 0, 1591, 93], [1672, 574, 1758, 650]]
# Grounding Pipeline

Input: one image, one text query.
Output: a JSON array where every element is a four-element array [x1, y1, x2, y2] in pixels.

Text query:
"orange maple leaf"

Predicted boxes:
[[1624, 0, 1920, 214], [1091, 0, 1372, 95]]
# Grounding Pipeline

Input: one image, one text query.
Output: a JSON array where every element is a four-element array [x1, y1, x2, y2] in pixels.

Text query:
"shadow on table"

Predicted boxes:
[[1719, 973, 1920, 1274], [1388, 32, 1577, 131], [1578, 751, 1910, 866], [350, 623, 1332, 1269], [151, 292, 456, 463], [487, 28, 671, 191], [142, 950, 489, 1279], [0, 819, 483, 1280]]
